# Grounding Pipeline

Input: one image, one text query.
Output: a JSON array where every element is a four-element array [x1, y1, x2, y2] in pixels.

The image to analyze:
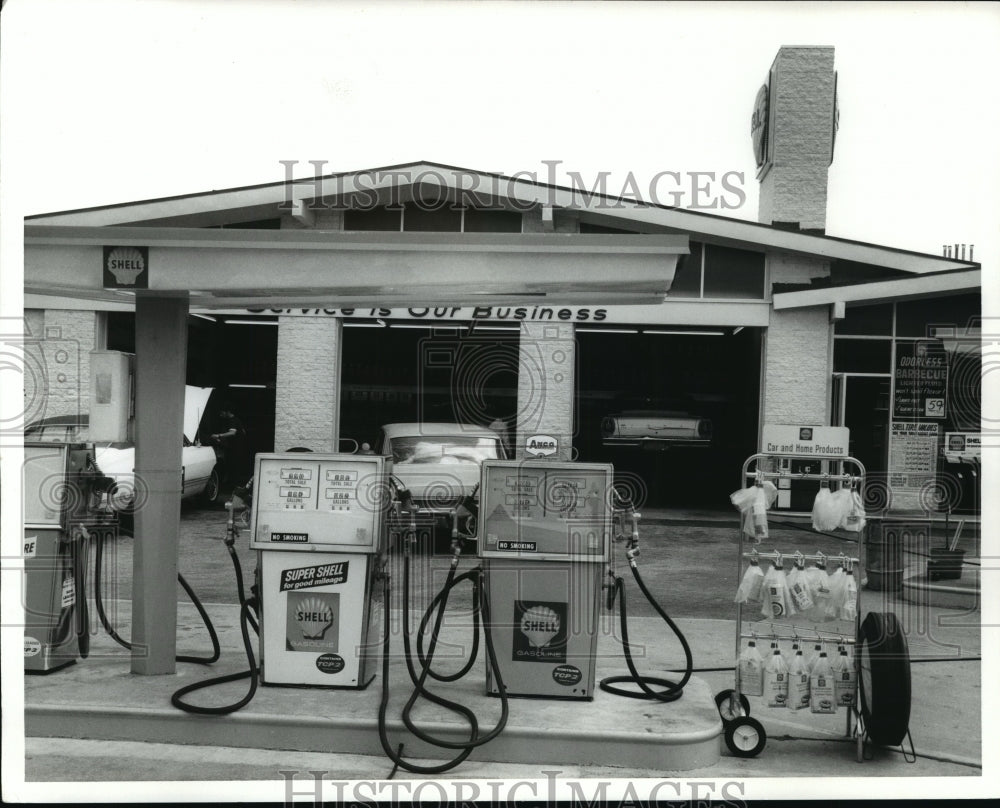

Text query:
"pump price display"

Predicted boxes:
[[325, 490, 353, 512], [279, 486, 312, 508], [325, 470, 358, 486]]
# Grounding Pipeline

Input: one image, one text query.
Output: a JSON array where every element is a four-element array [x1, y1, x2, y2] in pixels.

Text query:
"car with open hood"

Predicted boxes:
[[24, 385, 220, 512]]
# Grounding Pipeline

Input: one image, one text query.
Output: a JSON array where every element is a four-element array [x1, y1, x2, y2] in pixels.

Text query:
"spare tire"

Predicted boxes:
[[858, 611, 911, 746]]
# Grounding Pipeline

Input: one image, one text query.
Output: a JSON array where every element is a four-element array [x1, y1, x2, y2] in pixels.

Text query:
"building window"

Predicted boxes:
[[666, 241, 766, 300]]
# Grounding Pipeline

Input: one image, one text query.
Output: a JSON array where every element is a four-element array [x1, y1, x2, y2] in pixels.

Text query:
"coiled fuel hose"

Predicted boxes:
[[377, 516, 508, 775], [171, 505, 262, 715], [599, 498, 694, 702]]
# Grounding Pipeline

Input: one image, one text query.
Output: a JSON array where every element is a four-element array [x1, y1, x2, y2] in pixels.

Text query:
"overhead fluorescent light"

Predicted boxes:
[[644, 329, 725, 336], [732, 326, 745, 335], [471, 324, 521, 331], [390, 324, 435, 329], [577, 328, 639, 335], [190, 313, 216, 322], [228, 384, 268, 389], [344, 320, 388, 328], [223, 319, 279, 326]]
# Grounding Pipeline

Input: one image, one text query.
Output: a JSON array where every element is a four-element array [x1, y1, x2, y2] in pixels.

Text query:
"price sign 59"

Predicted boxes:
[[924, 398, 946, 418]]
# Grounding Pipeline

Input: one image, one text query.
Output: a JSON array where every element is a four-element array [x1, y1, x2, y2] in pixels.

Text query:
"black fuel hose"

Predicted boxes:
[[599, 561, 694, 702], [415, 568, 481, 681], [377, 552, 509, 775], [170, 540, 261, 715], [75, 536, 90, 658], [93, 528, 222, 664]]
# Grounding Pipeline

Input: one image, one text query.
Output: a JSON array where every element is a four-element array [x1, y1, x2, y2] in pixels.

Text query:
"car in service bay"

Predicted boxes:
[[24, 385, 221, 512]]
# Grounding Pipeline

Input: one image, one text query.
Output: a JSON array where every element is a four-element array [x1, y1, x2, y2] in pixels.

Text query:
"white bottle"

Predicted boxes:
[[738, 640, 764, 697], [832, 645, 857, 706], [787, 643, 810, 711], [763, 642, 789, 708], [809, 650, 837, 714], [807, 642, 824, 674]]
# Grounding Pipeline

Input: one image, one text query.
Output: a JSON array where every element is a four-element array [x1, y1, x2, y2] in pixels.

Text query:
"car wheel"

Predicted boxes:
[[203, 467, 221, 504]]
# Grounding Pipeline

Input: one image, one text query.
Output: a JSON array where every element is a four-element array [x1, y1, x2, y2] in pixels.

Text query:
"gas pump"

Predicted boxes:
[[477, 460, 613, 699], [23, 441, 113, 673], [250, 452, 387, 688]]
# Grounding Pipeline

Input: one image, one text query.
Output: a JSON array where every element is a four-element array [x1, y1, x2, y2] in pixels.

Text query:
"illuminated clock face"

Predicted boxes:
[[751, 83, 769, 169]]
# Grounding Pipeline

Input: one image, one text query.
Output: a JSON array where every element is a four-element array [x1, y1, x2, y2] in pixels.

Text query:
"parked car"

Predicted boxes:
[[600, 397, 713, 450], [375, 422, 507, 525], [24, 386, 221, 512]]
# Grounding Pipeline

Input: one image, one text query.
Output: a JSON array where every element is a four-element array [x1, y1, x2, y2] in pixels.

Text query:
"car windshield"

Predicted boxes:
[[389, 436, 501, 465]]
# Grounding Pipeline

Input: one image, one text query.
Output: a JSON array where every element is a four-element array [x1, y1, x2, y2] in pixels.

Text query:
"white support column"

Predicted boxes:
[[131, 295, 188, 675], [515, 321, 576, 461], [274, 316, 343, 452]]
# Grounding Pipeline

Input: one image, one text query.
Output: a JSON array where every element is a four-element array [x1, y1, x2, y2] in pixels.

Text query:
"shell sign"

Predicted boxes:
[[103, 246, 149, 289]]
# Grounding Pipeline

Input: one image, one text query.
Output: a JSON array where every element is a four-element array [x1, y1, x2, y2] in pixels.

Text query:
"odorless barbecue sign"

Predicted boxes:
[[280, 561, 350, 592]]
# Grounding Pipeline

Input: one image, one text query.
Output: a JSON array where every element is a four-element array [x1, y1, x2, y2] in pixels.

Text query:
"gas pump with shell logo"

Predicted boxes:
[[23, 442, 115, 673], [250, 452, 387, 688], [478, 459, 613, 699]]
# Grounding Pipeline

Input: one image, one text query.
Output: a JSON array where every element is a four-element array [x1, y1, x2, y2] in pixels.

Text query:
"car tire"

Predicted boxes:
[[858, 611, 911, 747], [203, 467, 221, 505]]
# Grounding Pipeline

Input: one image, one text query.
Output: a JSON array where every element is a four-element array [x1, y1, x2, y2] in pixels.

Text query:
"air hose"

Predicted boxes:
[[93, 524, 222, 665], [170, 506, 263, 715], [376, 537, 509, 775]]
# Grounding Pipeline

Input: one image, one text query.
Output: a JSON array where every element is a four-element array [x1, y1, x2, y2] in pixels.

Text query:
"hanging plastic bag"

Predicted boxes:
[[808, 564, 832, 621], [786, 563, 814, 611], [731, 482, 778, 542], [824, 565, 847, 619], [735, 559, 765, 603], [811, 487, 841, 531], [761, 563, 795, 619], [839, 489, 867, 533], [839, 567, 858, 621]]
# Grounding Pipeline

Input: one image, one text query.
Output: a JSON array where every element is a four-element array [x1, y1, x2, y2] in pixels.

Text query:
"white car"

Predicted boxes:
[[601, 399, 712, 450], [376, 422, 507, 520], [24, 386, 221, 512]]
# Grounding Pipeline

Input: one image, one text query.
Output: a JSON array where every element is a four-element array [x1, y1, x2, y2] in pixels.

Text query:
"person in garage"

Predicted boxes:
[[209, 403, 249, 484]]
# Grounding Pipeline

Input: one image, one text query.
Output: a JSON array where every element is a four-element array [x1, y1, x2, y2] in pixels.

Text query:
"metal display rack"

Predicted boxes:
[[717, 452, 868, 761]]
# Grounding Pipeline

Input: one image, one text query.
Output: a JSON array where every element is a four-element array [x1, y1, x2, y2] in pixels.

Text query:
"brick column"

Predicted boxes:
[[24, 309, 98, 423], [515, 322, 576, 461], [762, 254, 833, 427], [274, 316, 343, 452]]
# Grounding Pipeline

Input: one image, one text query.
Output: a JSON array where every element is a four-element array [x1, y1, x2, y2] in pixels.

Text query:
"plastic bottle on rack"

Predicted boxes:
[[832, 644, 857, 706], [809, 649, 837, 714], [807, 642, 824, 674], [737, 640, 764, 697], [787, 642, 810, 711], [763, 642, 789, 707]]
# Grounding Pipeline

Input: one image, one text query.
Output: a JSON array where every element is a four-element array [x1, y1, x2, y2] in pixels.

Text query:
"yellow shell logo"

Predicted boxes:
[[295, 597, 334, 639]]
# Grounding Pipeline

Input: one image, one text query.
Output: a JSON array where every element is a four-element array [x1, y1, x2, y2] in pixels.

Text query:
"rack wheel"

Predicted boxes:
[[858, 612, 911, 747], [714, 689, 751, 723], [724, 716, 766, 758]]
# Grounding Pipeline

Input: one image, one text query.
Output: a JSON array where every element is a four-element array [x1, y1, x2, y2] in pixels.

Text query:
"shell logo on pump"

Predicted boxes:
[[295, 596, 334, 639]]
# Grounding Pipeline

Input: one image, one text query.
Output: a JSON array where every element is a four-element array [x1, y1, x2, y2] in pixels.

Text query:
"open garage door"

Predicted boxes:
[[341, 321, 520, 452], [575, 326, 761, 509]]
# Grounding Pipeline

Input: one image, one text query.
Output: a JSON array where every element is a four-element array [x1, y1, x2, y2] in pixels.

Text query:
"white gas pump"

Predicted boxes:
[[477, 459, 613, 699], [249, 452, 387, 688]]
